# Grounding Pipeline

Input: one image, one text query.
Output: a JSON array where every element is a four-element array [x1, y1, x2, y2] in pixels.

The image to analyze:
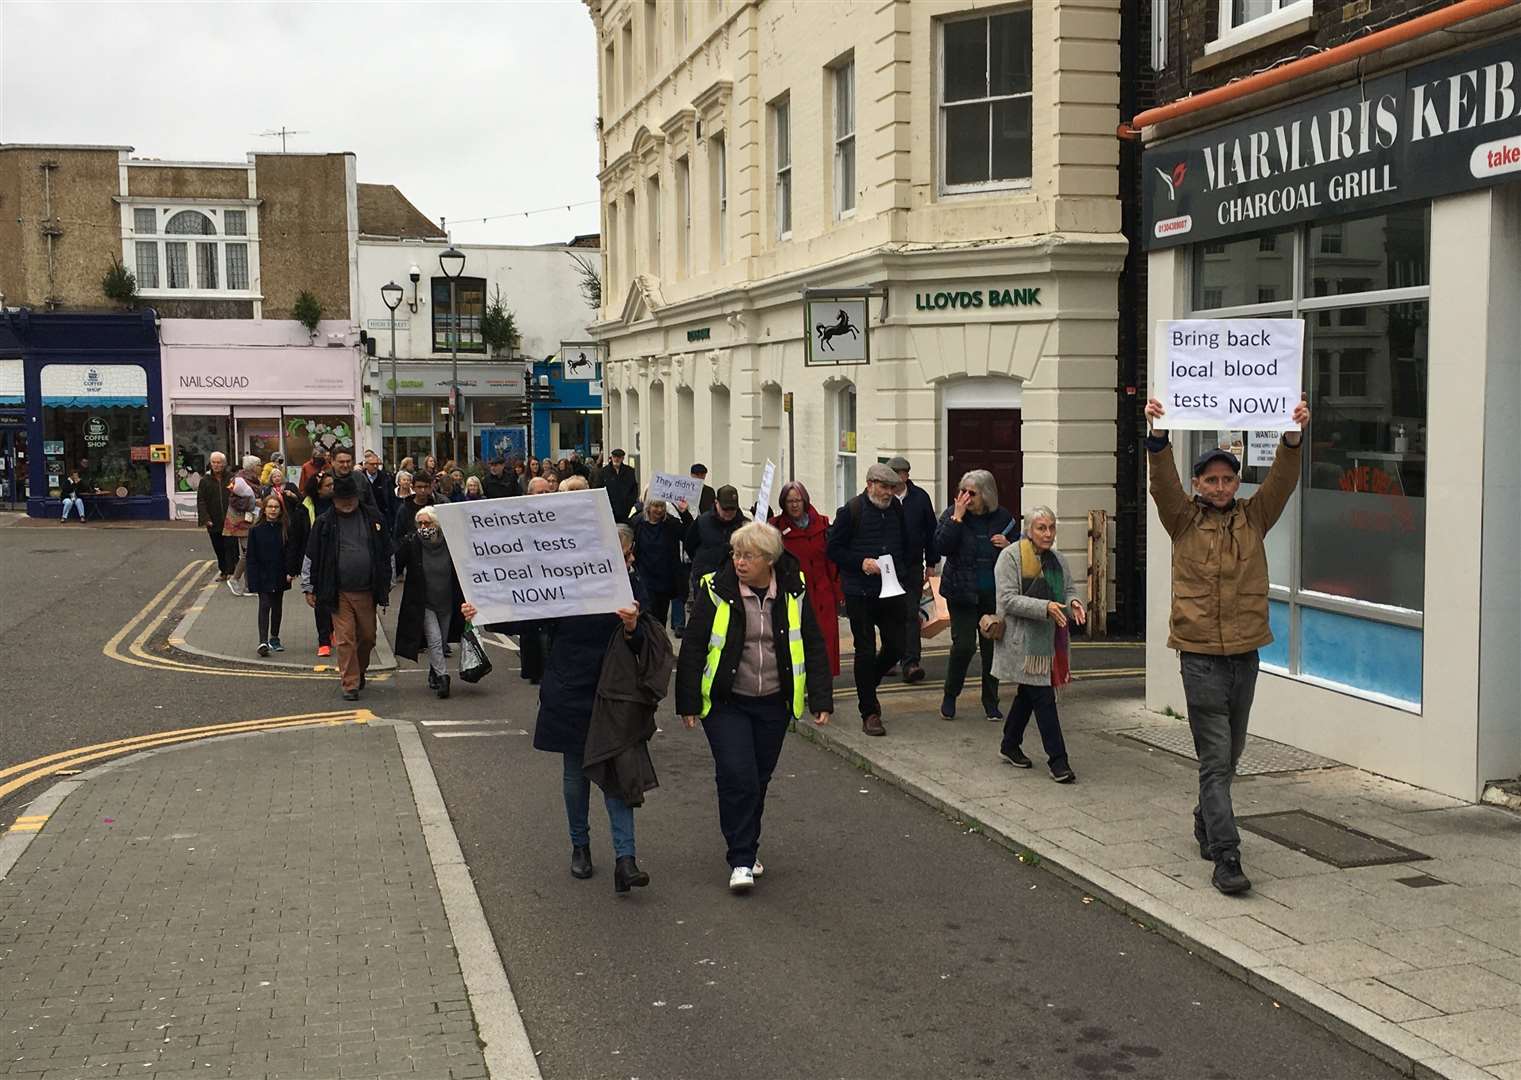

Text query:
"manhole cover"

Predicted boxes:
[[1238, 810, 1429, 868], [1120, 725, 1340, 774]]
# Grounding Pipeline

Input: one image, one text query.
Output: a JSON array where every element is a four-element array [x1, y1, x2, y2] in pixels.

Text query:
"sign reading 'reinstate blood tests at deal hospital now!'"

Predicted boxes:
[[1154, 318, 1304, 431], [431, 489, 633, 624]]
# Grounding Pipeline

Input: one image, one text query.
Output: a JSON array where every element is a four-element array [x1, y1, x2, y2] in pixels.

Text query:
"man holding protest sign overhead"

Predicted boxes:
[[1145, 391, 1308, 897]]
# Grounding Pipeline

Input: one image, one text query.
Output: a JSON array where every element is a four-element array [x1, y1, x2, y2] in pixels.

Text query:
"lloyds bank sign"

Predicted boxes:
[[1142, 31, 1521, 249]]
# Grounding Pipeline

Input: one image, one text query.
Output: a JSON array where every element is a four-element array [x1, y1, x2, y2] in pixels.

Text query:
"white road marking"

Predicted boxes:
[[418, 719, 513, 727], [430, 731, 512, 739]]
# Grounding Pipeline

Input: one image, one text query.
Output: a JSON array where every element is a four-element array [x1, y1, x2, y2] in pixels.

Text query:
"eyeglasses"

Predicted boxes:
[[732, 551, 764, 563]]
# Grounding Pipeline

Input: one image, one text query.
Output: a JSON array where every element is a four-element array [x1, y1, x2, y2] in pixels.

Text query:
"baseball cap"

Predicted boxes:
[[716, 484, 740, 510], [1192, 447, 1241, 477], [886, 455, 911, 472]]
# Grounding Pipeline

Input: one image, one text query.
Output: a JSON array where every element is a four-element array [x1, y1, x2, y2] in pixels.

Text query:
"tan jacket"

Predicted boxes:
[[1149, 440, 1301, 655]]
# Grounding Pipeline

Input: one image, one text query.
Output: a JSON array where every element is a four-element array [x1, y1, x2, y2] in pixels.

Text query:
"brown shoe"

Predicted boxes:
[[862, 713, 886, 737]]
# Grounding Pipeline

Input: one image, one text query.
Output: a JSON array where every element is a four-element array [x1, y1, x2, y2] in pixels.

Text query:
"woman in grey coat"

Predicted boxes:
[[990, 506, 1087, 782]]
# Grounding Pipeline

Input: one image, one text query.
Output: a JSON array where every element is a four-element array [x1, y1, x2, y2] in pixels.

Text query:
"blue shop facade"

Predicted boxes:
[[0, 310, 168, 520], [529, 353, 602, 461]]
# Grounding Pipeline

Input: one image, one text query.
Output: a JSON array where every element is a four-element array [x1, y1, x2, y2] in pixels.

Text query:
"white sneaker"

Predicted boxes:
[[728, 866, 754, 891], [751, 859, 764, 878]]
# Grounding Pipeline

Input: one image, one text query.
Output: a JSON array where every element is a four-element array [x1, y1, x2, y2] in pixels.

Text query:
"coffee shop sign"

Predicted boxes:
[[914, 286, 1041, 311]]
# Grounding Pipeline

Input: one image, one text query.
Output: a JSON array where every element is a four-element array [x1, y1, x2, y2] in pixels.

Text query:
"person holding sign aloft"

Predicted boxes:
[[676, 523, 833, 892], [1145, 391, 1309, 897]]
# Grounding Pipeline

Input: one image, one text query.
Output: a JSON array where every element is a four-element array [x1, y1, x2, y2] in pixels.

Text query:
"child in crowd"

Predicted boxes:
[[246, 493, 293, 656]]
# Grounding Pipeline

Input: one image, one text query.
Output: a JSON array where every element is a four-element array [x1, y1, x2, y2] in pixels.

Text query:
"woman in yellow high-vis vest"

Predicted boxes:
[[675, 522, 834, 893]]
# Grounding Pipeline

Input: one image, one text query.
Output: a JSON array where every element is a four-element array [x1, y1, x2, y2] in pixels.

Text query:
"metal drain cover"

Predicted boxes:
[[1121, 725, 1340, 775], [1238, 810, 1430, 868]]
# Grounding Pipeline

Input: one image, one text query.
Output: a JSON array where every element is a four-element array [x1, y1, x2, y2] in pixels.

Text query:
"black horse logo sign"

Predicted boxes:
[[815, 308, 860, 353], [566, 351, 593, 376]]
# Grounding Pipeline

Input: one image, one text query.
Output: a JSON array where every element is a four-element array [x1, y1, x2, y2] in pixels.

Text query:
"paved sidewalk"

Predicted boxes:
[[0, 721, 532, 1079], [170, 573, 397, 674], [802, 683, 1521, 1080]]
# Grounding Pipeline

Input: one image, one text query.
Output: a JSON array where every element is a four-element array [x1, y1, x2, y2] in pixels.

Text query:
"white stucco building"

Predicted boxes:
[[585, 0, 1126, 577]]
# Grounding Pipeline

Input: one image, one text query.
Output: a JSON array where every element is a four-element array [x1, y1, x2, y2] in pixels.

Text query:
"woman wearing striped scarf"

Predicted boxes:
[[990, 506, 1086, 783]]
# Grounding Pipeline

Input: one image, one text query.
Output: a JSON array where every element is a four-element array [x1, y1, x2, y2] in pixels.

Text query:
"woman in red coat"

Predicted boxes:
[[770, 481, 843, 676]]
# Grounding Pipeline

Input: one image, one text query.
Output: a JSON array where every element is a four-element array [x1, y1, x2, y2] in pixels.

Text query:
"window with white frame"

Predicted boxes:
[[675, 155, 691, 279], [833, 58, 856, 219], [1214, 0, 1312, 50], [646, 174, 662, 276], [712, 133, 729, 263], [772, 96, 792, 240], [834, 383, 857, 507], [1151, 0, 1168, 71], [130, 205, 253, 294], [939, 7, 1033, 194]]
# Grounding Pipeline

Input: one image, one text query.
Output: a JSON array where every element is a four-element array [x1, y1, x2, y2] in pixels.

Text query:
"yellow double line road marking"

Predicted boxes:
[[104, 561, 383, 680], [0, 709, 373, 803]]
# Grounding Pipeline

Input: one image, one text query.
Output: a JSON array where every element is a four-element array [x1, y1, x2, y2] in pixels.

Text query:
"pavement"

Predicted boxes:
[[0, 719, 533, 1080], [800, 680, 1521, 1080]]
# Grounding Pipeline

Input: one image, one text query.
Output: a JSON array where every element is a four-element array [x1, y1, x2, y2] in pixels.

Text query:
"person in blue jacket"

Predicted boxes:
[[933, 469, 1015, 721], [246, 493, 294, 656]]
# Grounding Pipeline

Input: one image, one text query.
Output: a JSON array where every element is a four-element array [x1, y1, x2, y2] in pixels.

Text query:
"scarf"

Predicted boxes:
[[1017, 538, 1071, 688], [788, 510, 812, 530]]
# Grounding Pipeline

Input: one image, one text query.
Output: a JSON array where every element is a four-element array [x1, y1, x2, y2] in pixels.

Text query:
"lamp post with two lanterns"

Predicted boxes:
[[438, 245, 466, 462]]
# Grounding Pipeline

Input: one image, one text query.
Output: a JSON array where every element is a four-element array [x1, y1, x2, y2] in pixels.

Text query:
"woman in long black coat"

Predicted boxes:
[[394, 506, 466, 699], [631, 494, 692, 628], [462, 526, 652, 894]]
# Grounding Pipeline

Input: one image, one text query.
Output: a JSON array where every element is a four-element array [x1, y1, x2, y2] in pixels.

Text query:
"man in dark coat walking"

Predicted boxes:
[[302, 474, 391, 700], [331, 448, 380, 520], [598, 448, 640, 522], [196, 451, 236, 579], [690, 463, 717, 515], [482, 457, 517, 499], [888, 455, 939, 684], [827, 463, 909, 737], [684, 485, 747, 593]]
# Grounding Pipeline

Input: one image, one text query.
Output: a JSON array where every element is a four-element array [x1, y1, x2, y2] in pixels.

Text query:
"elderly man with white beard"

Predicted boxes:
[[826, 462, 910, 737]]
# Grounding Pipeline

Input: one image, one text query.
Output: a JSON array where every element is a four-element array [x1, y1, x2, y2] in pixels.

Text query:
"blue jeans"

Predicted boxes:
[[562, 751, 636, 858], [670, 594, 687, 633], [701, 694, 791, 868], [61, 495, 85, 520]]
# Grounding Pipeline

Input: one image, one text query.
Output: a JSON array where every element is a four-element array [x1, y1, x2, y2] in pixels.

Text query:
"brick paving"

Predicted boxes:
[[803, 683, 1521, 1080], [0, 725, 487, 1079]]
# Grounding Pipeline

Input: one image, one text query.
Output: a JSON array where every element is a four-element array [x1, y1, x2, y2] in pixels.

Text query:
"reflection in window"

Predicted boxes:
[[940, 8, 1032, 190], [1192, 228, 1293, 310], [431, 277, 487, 353]]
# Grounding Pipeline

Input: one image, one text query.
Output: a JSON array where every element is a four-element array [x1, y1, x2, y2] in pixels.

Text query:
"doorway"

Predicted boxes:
[[0, 428, 27, 507], [947, 408, 1022, 523]]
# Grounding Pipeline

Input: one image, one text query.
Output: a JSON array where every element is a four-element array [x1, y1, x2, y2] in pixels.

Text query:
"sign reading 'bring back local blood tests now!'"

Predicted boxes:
[[1154, 318, 1304, 432]]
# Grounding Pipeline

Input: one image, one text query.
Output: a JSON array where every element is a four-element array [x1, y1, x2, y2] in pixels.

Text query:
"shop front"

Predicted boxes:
[[530, 353, 602, 461], [0, 330, 24, 508], [2, 310, 168, 520], [375, 361, 525, 469], [160, 320, 360, 520], [1139, 33, 1521, 799]]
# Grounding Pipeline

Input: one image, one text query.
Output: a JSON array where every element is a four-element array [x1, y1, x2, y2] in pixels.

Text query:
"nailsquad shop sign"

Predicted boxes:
[[1143, 32, 1521, 248]]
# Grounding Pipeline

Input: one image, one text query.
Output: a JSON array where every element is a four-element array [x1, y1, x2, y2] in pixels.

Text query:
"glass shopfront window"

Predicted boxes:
[[171, 413, 231, 494], [283, 414, 355, 467], [1188, 204, 1429, 708], [40, 364, 151, 497]]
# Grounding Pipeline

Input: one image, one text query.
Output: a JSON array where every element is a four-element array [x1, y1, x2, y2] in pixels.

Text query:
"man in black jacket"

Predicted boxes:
[[393, 470, 438, 546], [888, 455, 940, 684], [482, 457, 517, 499], [684, 485, 747, 596], [303, 474, 392, 700], [331, 448, 380, 520], [599, 448, 640, 522], [362, 450, 393, 524], [690, 463, 717, 515], [196, 451, 236, 579], [826, 463, 909, 736]]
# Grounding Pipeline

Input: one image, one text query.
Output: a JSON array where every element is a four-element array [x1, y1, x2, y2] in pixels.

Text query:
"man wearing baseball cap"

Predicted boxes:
[[1144, 393, 1309, 896]]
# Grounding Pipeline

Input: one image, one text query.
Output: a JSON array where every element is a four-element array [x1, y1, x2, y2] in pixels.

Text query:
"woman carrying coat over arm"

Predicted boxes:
[[676, 522, 833, 893], [990, 505, 1086, 783]]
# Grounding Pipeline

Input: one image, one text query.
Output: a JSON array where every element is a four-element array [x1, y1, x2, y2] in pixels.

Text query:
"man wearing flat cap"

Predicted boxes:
[[1144, 393, 1309, 897], [302, 472, 392, 701]]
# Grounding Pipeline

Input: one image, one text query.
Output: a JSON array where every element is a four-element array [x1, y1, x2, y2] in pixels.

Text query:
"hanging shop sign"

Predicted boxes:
[[1142, 31, 1521, 249], [804, 298, 870, 366], [558, 341, 602, 381]]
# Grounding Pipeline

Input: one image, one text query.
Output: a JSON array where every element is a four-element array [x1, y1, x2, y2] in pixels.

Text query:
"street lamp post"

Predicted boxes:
[[380, 280, 404, 469], [438, 245, 466, 463]]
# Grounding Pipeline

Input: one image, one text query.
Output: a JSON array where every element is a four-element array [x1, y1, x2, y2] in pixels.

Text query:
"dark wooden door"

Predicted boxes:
[[946, 409, 1022, 523]]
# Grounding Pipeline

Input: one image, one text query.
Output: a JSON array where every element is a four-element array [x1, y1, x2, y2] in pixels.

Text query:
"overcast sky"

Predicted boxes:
[[0, 1, 602, 247]]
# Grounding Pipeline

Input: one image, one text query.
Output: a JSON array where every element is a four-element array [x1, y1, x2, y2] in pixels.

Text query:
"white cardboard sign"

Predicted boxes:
[[754, 459, 777, 521], [649, 471, 704, 508], [1155, 318, 1303, 431], [432, 490, 633, 625]]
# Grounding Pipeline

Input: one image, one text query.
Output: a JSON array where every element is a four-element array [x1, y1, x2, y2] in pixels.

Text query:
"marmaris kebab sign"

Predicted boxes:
[[1143, 32, 1521, 249]]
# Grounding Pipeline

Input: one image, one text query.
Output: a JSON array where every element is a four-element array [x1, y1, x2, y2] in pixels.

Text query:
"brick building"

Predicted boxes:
[[1132, 0, 1521, 799]]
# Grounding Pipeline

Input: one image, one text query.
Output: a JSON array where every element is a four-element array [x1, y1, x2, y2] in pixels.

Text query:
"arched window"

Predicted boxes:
[[164, 211, 217, 235], [130, 206, 251, 294]]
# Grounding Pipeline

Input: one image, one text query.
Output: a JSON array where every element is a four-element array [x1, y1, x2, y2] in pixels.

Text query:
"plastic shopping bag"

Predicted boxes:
[[458, 622, 493, 684]]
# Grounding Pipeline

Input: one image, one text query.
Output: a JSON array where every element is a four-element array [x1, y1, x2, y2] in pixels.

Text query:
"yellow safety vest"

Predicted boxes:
[[699, 572, 808, 720]]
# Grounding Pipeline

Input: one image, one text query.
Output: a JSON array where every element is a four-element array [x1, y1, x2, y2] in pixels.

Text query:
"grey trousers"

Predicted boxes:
[[1179, 651, 1259, 858], [422, 608, 448, 677]]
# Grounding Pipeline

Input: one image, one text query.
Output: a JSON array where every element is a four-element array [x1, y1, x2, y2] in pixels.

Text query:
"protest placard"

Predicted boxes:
[[754, 459, 777, 521], [431, 489, 634, 624], [649, 471, 704, 508], [1154, 318, 1303, 431]]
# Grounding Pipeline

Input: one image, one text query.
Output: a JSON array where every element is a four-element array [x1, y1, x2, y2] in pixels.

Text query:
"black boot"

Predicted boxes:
[[428, 668, 439, 690], [570, 845, 593, 879], [614, 855, 650, 894], [435, 674, 450, 699], [1212, 852, 1251, 895]]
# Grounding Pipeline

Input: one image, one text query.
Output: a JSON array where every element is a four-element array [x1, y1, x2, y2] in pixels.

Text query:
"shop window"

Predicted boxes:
[[40, 364, 151, 497], [171, 414, 231, 494], [471, 398, 517, 425], [431, 277, 487, 354], [939, 7, 1032, 193], [283, 415, 355, 471], [1187, 204, 1430, 707], [381, 398, 434, 425], [1192, 228, 1294, 311], [834, 384, 857, 507]]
